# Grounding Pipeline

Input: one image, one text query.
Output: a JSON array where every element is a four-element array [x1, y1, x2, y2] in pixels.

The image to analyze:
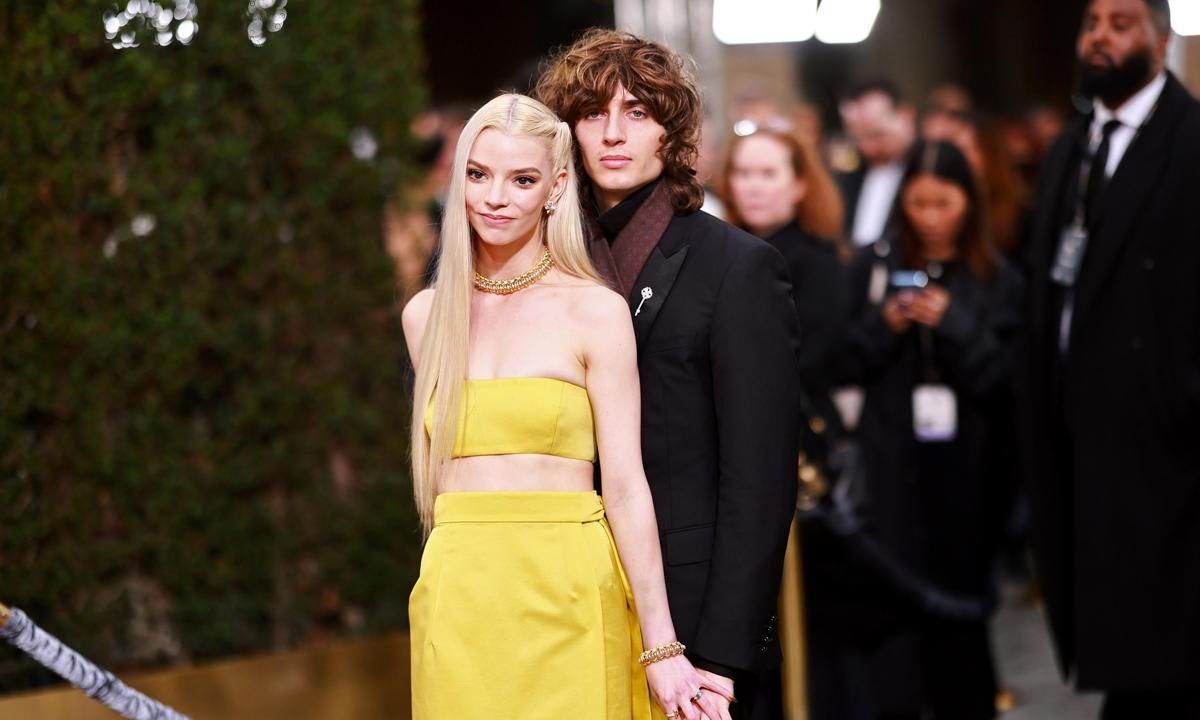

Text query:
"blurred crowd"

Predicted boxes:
[[707, 81, 1048, 720]]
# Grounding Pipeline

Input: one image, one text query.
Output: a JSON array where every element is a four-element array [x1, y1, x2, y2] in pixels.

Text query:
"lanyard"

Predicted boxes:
[[916, 261, 946, 384]]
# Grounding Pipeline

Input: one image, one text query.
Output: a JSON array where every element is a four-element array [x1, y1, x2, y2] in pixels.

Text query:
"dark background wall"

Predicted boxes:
[[422, 0, 1090, 118], [421, 0, 614, 104], [798, 0, 1089, 118]]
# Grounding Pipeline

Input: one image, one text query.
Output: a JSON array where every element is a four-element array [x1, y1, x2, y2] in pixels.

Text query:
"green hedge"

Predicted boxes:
[[0, 1, 425, 691]]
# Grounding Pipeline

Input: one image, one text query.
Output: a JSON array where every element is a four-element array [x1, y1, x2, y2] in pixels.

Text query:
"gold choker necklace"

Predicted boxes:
[[473, 247, 555, 295]]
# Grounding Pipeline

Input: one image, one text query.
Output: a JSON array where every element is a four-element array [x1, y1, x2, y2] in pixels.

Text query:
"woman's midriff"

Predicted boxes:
[[438, 453, 596, 493]]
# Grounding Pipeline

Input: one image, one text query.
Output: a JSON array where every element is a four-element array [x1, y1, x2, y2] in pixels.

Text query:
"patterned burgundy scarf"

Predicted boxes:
[[588, 181, 675, 297]]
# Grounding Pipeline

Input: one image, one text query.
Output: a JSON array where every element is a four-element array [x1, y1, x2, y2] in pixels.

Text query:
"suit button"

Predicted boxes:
[[1143, 257, 1155, 271], [1131, 336, 1144, 350]]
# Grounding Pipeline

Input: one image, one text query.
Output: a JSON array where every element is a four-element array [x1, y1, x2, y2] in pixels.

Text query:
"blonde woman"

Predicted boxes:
[[403, 94, 730, 720]]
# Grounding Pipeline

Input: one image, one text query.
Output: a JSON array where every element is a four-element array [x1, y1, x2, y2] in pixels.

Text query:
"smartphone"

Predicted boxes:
[[889, 270, 929, 290]]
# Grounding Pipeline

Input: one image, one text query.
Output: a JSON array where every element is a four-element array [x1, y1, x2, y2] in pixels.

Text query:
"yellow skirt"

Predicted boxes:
[[409, 491, 655, 719]]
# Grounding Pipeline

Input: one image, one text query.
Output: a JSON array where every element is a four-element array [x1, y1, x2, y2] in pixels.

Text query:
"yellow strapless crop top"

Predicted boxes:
[[424, 377, 596, 461]]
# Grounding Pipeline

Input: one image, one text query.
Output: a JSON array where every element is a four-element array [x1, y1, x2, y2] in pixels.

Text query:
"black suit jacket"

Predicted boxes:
[[1021, 73, 1200, 690], [601, 207, 802, 677]]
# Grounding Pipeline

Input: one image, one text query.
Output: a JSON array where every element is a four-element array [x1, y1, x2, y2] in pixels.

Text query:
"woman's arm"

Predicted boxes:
[[581, 288, 673, 645], [578, 287, 728, 720]]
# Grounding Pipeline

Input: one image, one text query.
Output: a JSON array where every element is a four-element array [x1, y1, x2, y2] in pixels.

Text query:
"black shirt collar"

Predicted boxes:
[[596, 180, 660, 241]]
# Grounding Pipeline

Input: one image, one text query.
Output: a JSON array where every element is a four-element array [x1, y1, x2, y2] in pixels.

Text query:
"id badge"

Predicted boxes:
[[868, 263, 888, 305], [1050, 223, 1089, 287], [913, 384, 957, 442], [833, 386, 866, 431]]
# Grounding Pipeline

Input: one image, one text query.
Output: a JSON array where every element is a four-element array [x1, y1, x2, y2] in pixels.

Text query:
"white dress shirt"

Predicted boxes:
[[1090, 71, 1167, 178], [850, 161, 905, 247]]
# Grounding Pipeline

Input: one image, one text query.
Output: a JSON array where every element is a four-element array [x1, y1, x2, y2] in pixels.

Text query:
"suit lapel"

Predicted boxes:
[[1074, 76, 1184, 327], [628, 221, 689, 348]]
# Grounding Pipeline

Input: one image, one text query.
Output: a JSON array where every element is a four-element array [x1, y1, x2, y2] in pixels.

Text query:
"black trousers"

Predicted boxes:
[[1100, 689, 1200, 719]]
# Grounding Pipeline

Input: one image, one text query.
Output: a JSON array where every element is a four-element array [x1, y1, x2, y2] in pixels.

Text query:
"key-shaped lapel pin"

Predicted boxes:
[[635, 286, 653, 316]]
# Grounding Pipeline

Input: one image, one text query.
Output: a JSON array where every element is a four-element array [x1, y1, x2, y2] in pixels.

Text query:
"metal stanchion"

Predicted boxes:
[[0, 602, 190, 720], [778, 519, 809, 720]]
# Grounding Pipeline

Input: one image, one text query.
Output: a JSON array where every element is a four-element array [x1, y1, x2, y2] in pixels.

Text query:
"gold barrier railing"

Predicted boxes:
[[0, 630, 412, 720]]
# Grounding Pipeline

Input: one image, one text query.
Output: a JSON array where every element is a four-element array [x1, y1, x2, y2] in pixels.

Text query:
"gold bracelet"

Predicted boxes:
[[639, 640, 686, 666]]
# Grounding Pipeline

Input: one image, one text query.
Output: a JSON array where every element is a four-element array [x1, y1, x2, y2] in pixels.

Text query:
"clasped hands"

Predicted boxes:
[[883, 284, 951, 334], [645, 656, 735, 720]]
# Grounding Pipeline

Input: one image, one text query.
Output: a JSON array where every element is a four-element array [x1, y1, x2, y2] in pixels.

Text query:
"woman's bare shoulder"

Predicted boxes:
[[558, 281, 634, 342], [401, 288, 435, 341]]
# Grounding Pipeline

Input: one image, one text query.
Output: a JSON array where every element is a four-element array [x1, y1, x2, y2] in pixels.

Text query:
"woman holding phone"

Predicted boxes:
[[832, 140, 1023, 720]]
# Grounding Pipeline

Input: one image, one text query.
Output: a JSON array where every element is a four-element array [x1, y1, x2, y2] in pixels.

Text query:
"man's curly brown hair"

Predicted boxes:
[[533, 29, 705, 214]]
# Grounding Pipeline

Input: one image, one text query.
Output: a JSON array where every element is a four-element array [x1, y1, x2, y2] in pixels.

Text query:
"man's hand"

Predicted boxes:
[[694, 669, 735, 720]]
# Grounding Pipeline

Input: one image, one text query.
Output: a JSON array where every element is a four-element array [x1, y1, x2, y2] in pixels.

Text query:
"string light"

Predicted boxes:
[[103, 0, 198, 49], [101, 0, 290, 49], [247, 0, 288, 47]]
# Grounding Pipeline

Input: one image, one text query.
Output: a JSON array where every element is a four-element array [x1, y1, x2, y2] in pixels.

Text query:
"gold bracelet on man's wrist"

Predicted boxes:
[[639, 640, 686, 666]]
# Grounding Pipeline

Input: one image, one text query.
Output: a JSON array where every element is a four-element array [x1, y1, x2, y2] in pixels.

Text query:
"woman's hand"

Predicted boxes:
[[902, 284, 951, 327], [883, 294, 914, 335], [645, 655, 732, 720]]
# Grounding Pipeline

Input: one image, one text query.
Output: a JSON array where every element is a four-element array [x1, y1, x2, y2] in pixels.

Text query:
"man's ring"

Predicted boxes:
[[692, 690, 703, 702]]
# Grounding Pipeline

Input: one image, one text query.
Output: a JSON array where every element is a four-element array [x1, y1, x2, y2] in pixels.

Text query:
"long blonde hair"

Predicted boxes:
[[409, 93, 599, 535]]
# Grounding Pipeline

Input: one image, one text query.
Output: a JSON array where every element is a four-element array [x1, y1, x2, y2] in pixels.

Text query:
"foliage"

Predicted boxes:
[[0, 0, 425, 691]]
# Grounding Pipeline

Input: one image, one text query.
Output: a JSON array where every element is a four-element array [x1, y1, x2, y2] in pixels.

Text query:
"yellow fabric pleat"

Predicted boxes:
[[409, 492, 653, 719]]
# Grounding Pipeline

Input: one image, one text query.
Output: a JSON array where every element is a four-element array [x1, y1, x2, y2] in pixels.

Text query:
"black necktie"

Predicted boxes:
[[1085, 119, 1122, 227]]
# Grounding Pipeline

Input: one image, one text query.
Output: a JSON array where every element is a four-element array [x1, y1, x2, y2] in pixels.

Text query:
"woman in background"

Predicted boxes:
[[833, 140, 1022, 720], [719, 120, 848, 389]]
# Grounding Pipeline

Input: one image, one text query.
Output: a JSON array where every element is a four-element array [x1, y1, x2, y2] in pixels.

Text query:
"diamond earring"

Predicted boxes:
[[543, 200, 557, 215]]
